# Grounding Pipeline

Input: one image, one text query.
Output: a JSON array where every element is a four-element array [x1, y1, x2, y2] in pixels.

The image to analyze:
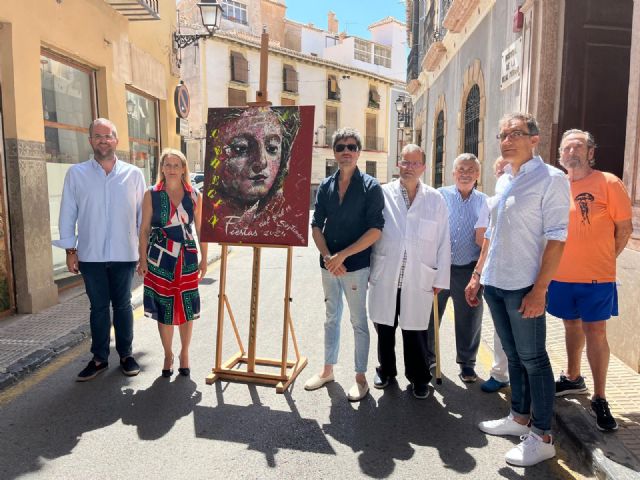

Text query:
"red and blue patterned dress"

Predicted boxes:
[[143, 182, 200, 325]]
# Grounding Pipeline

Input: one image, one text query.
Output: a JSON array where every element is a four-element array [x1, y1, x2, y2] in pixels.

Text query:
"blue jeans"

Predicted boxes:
[[79, 261, 137, 363], [321, 267, 370, 373], [484, 285, 555, 436]]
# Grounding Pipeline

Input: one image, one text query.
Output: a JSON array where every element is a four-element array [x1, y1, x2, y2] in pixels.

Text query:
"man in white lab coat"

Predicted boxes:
[[368, 144, 451, 399]]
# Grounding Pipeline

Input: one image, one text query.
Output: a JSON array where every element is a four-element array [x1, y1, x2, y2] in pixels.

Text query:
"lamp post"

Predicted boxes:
[[174, 0, 223, 66], [395, 95, 413, 163]]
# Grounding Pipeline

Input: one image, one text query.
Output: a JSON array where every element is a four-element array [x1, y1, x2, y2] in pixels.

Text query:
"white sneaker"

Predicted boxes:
[[505, 432, 556, 466], [304, 372, 334, 391], [347, 380, 369, 402], [478, 414, 530, 436]]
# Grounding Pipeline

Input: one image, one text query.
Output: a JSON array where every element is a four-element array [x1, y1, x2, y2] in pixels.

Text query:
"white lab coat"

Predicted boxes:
[[368, 180, 451, 330]]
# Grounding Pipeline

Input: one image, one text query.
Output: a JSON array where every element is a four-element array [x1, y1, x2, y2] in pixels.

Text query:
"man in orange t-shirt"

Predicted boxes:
[[548, 129, 633, 432]]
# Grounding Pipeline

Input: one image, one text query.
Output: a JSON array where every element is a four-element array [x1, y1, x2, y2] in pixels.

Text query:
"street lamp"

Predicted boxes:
[[395, 94, 413, 162], [174, 1, 223, 51]]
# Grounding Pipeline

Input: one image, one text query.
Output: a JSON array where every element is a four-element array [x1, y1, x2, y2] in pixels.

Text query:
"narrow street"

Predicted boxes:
[[0, 241, 590, 479]]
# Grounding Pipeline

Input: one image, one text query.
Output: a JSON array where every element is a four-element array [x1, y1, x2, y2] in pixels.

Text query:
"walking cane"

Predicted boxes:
[[433, 291, 442, 385]]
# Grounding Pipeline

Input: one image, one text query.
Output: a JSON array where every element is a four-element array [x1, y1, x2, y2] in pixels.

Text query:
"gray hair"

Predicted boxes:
[[452, 153, 480, 171], [559, 129, 597, 166], [332, 127, 362, 151], [401, 144, 426, 164], [498, 112, 540, 136], [89, 118, 118, 139]]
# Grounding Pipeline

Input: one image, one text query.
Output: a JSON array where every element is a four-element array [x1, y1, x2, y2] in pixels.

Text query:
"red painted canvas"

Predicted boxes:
[[201, 105, 314, 246]]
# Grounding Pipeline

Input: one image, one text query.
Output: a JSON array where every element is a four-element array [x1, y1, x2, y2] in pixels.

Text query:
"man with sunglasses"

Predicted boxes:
[[465, 113, 570, 466], [305, 127, 384, 402], [53, 118, 146, 382], [368, 144, 450, 399]]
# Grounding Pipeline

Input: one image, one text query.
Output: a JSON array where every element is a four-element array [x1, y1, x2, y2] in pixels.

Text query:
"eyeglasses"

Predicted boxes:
[[496, 130, 533, 141], [91, 134, 115, 140], [398, 160, 423, 168], [334, 143, 359, 152]]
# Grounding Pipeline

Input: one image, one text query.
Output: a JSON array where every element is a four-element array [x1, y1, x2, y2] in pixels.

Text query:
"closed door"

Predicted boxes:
[[557, 0, 633, 179], [0, 86, 15, 315]]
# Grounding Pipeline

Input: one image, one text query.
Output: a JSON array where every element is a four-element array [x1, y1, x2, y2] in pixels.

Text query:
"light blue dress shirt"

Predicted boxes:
[[52, 156, 146, 262], [438, 186, 489, 266], [482, 156, 570, 290]]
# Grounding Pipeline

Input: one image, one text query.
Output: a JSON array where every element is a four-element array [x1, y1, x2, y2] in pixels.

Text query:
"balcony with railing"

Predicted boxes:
[[442, 0, 479, 33], [364, 136, 385, 152], [422, 4, 447, 73], [104, 0, 160, 21]]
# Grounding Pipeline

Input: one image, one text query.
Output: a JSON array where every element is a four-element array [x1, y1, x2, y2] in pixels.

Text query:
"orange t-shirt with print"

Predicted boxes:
[[553, 170, 632, 283]]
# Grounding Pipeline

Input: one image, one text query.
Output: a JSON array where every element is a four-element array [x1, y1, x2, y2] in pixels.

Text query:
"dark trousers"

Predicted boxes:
[[375, 289, 432, 385], [79, 261, 137, 363], [427, 263, 483, 368]]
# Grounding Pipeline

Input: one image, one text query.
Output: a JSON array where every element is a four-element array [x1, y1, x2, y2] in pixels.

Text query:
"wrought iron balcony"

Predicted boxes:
[[422, 29, 447, 72], [104, 0, 160, 21], [443, 0, 479, 33], [407, 45, 420, 82]]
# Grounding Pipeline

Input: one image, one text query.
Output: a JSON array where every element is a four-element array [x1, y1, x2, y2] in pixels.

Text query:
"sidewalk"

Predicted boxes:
[[480, 307, 640, 479], [0, 245, 223, 391]]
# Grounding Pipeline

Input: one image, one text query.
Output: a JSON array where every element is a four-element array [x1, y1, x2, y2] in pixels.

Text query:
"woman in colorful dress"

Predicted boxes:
[[137, 148, 208, 377]]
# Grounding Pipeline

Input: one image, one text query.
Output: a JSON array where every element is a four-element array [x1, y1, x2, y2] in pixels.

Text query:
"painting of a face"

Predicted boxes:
[[218, 109, 283, 205]]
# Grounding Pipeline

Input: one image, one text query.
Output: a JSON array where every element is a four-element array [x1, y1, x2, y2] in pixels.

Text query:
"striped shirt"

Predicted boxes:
[[438, 186, 489, 266], [396, 184, 411, 288], [481, 156, 570, 290]]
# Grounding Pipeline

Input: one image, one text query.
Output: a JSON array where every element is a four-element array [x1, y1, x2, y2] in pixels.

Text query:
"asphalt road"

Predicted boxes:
[[0, 241, 592, 479]]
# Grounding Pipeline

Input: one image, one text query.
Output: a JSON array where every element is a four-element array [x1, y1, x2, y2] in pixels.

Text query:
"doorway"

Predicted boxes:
[[557, 0, 633, 179], [0, 84, 16, 315]]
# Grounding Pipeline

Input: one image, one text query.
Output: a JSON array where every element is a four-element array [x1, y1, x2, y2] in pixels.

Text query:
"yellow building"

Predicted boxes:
[[0, 0, 182, 314]]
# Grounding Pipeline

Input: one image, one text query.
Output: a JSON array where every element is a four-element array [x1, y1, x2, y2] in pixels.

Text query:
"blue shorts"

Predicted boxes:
[[547, 281, 618, 322]]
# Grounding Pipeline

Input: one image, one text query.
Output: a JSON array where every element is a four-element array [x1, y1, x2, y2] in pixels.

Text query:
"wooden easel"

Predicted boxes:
[[205, 28, 307, 393]]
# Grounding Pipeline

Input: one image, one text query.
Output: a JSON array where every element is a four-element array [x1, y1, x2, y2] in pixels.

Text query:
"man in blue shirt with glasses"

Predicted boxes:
[[54, 118, 146, 382]]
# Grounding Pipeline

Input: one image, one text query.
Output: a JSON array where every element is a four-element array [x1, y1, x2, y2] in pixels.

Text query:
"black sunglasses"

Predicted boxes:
[[334, 144, 359, 152]]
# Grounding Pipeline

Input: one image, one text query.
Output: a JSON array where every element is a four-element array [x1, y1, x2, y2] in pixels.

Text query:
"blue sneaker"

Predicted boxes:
[[481, 376, 509, 393]]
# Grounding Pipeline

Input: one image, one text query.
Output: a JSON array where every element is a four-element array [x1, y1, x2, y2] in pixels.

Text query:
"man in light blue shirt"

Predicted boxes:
[[465, 113, 570, 467], [53, 118, 146, 381], [428, 153, 488, 383]]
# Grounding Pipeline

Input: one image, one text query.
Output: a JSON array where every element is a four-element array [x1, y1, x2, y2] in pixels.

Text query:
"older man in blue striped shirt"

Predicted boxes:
[[428, 153, 489, 383]]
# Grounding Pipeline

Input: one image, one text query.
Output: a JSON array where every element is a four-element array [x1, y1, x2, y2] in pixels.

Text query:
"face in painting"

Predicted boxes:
[[217, 109, 283, 206]]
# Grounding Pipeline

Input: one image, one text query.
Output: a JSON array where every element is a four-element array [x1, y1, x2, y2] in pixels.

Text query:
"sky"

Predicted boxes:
[[285, 0, 407, 40]]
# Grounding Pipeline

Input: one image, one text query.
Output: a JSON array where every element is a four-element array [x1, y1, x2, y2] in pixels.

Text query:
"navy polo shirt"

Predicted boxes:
[[312, 167, 385, 272]]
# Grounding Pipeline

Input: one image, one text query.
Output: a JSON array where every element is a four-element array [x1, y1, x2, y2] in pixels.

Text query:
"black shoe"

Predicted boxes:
[[373, 370, 390, 389], [120, 356, 140, 376], [555, 373, 588, 396], [161, 368, 174, 378], [178, 367, 190, 377], [591, 397, 618, 431], [77, 360, 108, 382], [458, 366, 477, 383], [412, 383, 430, 399]]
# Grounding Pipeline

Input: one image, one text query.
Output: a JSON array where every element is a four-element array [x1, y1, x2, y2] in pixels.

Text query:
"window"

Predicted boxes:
[[283, 64, 298, 93], [464, 84, 480, 156], [281, 97, 296, 106], [368, 86, 380, 109], [374, 45, 391, 68], [127, 88, 159, 185], [228, 88, 247, 106], [230, 51, 248, 83], [326, 106, 338, 144], [354, 38, 371, 63], [366, 161, 377, 177], [327, 74, 340, 101], [221, 0, 248, 25], [40, 52, 96, 280], [326, 159, 338, 177], [365, 113, 379, 150], [434, 110, 445, 188]]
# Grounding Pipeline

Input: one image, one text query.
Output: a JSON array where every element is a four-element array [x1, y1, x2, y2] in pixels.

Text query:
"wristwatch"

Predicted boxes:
[[66, 248, 78, 255], [472, 269, 481, 278]]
